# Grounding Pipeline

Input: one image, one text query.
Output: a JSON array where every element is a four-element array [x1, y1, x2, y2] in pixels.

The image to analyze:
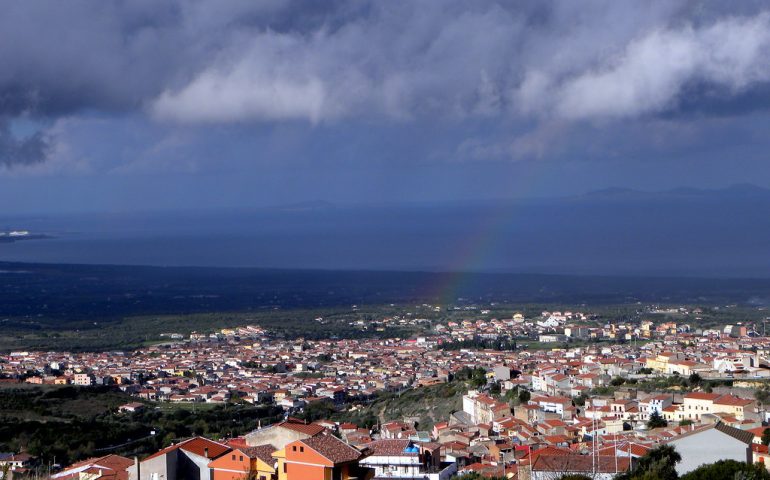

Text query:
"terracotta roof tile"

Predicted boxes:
[[300, 435, 363, 464]]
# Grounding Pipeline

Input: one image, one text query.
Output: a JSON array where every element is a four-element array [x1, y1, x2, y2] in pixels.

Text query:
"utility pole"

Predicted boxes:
[[591, 407, 596, 476]]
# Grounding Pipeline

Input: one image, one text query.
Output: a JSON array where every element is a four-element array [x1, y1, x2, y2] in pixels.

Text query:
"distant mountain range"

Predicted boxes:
[[576, 183, 770, 201]]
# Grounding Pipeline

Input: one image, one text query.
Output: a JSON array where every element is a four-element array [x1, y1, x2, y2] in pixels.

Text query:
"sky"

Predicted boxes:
[[2, 0, 770, 214]]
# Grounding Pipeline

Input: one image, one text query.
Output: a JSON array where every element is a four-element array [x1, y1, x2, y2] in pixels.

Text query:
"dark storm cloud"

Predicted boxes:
[[1, 0, 770, 169], [0, 119, 49, 167], [0, 0, 768, 121]]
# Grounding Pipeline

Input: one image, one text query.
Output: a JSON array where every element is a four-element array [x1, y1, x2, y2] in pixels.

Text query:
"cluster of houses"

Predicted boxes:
[[6, 309, 770, 479], [25, 382, 770, 480], [42, 417, 454, 480]]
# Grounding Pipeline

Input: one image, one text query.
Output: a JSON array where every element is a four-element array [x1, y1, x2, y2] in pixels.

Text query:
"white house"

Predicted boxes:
[[359, 439, 454, 480], [667, 422, 753, 475]]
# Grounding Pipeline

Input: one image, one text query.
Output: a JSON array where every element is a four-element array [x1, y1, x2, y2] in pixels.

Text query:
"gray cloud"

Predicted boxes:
[[545, 13, 770, 120], [0, 120, 50, 167], [1, 1, 768, 122], [1, 0, 770, 169], [151, 2, 770, 124]]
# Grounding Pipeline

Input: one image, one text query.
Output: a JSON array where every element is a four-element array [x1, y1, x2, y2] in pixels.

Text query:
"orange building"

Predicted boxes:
[[208, 445, 277, 480], [275, 435, 372, 480]]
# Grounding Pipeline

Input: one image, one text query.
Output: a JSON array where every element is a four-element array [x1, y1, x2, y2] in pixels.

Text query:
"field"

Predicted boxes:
[[2, 291, 768, 353], [3, 260, 770, 328]]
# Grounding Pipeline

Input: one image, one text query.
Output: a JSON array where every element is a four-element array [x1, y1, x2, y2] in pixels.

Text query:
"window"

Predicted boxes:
[[292, 446, 297, 451], [232, 455, 236, 460], [239, 455, 243, 462], [300, 447, 304, 453], [283, 464, 287, 474]]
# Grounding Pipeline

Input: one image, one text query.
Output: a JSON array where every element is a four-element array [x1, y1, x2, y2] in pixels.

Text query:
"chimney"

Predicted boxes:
[[204, 448, 209, 459]]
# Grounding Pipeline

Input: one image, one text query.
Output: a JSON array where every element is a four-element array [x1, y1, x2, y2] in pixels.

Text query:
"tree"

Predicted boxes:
[[456, 474, 506, 480], [301, 399, 336, 422], [756, 387, 770, 418], [762, 428, 770, 447], [616, 444, 681, 480], [680, 459, 770, 480], [518, 389, 531, 404], [504, 388, 519, 404], [756, 387, 770, 405], [610, 376, 626, 386], [647, 410, 667, 429], [470, 369, 488, 388], [688, 373, 702, 385]]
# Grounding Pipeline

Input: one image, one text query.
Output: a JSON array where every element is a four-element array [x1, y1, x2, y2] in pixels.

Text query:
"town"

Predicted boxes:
[[4, 305, 770, 479]]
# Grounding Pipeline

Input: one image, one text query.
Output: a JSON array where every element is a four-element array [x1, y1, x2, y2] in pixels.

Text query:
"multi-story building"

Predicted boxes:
[[274, 435, 370, 480], [207, 445, 276, 480], [462, 391, 511, 425], [359, 439, 453, 480], [73, 373, 95, 386], [127, 437, 230, 480]]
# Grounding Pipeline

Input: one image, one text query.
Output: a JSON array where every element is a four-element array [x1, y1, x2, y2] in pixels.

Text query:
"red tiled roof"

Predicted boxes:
[[300, 435, 363, 464], [533, 454, 631, 473], [363, 439, 414, 456], [684, 392, 721, 401], [53, 455, 133, 480], [278, 419, 327, 436], [241, 445, 277, 465], [714, 394, 753, 407], [143, 437, 230, 462]]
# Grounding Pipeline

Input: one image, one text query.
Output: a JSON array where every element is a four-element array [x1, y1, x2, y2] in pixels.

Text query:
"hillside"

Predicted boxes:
[[336, 377, 477, 431]]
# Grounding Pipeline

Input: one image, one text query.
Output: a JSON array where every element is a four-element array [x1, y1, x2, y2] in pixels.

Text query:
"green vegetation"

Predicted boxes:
[[756, 386, 770, 408], [632, 375, 734, 394], [614, 446, 770, 480], [0, 306, 423, 352], [680, 460, 770, 480], [456, 474, 506, 480], [0, 385, 282, 469], [611, 376, 626, 386], [333, 375, 479, 430], [4, 287, 770, 353], [440, 337, 517, 351], [617, 445, 680, 480], [300, 399, 338, 423], [572, 393, 588, 407], [763, 428, 770, 447], [647, 410, 668, 429]]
